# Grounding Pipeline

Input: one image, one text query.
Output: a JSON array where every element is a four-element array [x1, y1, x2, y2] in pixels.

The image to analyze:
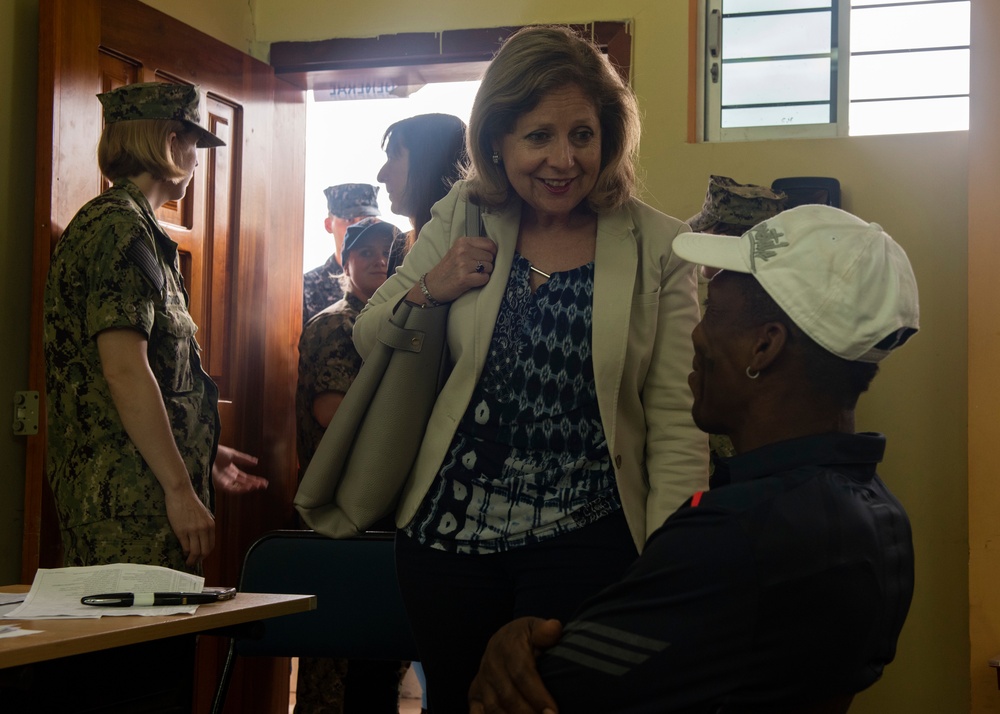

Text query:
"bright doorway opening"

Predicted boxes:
[[303, 80, 481, 270]]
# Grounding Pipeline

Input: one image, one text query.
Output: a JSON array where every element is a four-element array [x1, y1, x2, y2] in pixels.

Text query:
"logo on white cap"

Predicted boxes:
[[673, 204, 919, 363], [748, 225, 790, 272]]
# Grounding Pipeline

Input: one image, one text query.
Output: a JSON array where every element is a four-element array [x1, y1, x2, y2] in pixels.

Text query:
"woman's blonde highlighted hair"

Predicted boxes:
[[97, 119, 196, 183], [465, 25, 641, 212]]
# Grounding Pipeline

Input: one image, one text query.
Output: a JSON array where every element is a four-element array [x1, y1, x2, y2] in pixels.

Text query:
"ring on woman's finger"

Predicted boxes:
[[475, 261, 485, 273]]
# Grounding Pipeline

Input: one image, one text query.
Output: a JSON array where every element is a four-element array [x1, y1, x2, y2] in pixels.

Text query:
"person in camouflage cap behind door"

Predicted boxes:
[[302, 183, 382, 325], [44, 81, 265, 573], [295, 217, 408, 714]]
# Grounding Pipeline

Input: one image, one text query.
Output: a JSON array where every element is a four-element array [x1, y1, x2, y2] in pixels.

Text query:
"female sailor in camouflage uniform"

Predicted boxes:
[[43, 82, 265, 572]]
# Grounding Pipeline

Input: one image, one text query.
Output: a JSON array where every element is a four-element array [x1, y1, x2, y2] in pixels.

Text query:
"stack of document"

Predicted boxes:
[[4, 563, 205, 619]]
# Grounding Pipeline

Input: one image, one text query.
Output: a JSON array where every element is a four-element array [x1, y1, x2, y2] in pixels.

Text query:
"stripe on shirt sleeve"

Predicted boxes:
[[545, 620, 670, 676]]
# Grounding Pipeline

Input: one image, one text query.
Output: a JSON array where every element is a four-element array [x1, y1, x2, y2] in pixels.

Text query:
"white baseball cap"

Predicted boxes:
[[673, 204, 919, 363]]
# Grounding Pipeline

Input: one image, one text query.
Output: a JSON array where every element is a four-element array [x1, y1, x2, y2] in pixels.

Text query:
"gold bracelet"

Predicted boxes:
[[419, 273, 441, 307]]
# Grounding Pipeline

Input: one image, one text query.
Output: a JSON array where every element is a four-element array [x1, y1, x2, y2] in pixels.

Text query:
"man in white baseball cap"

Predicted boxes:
[[469, 204, 919, 714], [676, 203, 919, 365]]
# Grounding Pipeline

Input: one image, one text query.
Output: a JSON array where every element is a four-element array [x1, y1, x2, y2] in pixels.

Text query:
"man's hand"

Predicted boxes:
[[212, 445, 268, 494], [468, 616, 563, 714]]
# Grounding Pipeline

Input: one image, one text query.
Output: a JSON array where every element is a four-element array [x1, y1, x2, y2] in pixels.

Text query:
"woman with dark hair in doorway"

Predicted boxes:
[[375, 111, 468, 714], [378, 112, 468, 267]]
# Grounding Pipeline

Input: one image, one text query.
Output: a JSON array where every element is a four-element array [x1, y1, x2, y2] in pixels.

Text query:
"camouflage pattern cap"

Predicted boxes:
[[324, 184, 381, 218], [342, 217, 403, 259], [98, 82, 225, 149], [687, 175, 786, 233]]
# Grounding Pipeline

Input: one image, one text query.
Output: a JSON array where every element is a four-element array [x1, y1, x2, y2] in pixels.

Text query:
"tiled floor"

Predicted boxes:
[[288, 658, 424, 714]]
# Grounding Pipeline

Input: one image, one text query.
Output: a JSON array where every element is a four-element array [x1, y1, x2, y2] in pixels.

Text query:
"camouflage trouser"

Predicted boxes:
[[294, 657, 407, 714], [294, 657, 348, 714], [62, 515, 195, 573]]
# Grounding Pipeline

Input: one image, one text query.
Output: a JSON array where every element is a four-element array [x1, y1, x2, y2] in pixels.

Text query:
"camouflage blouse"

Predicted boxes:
[[302, 253, 345, 326], [43, 180, 219, 531], [295, 292, 365, 476]]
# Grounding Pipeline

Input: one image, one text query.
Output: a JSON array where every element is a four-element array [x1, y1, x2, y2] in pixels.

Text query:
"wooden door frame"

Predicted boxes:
[[22, 0, 100, 579], [269, 22, 634, 88]]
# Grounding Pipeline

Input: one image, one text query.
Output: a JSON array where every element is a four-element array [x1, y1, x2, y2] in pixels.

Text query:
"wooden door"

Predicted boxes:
[[25, 1, 305, 711]]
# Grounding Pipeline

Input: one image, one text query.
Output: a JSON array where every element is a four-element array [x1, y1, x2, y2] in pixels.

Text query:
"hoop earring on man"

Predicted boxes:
[[746, 366, 760, 380]]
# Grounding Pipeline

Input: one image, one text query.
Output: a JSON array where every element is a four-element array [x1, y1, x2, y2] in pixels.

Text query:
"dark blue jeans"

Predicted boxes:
[[394, 509, 638, 714]]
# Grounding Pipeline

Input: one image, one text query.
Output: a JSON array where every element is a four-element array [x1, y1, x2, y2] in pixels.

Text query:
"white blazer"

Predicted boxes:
[[354, 182, 708, 551]]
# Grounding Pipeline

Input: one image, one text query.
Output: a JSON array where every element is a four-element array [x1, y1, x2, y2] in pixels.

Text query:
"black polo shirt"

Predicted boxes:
[[538, 432, 914, 713]]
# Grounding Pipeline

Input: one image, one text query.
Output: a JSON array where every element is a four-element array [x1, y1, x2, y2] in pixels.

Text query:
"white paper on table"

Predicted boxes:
[[4, 563, 204, 619], [0, 625, 43, 638]]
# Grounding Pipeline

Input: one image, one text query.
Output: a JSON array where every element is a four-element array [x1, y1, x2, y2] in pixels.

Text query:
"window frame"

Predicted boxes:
[[700, 0, 850, 142], [699, 0, 968, 142]]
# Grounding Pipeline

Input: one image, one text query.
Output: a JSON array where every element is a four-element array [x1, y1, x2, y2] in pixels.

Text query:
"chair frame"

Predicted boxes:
[[210, 529, 417, 713]]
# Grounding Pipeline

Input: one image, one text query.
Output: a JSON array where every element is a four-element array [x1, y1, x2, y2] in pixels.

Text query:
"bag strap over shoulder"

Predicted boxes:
[[372, 200, 478, 354], [378, 297, 448, 354], [466, 200, 484, 238], [371, 197, 479, 358]]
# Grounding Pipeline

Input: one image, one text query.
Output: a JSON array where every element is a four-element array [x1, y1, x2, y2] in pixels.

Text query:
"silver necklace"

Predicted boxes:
[[528, 263, 551, 279]]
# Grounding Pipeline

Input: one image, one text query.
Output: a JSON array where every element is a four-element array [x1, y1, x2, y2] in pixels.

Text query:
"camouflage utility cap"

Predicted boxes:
[[324, 183, 380, 218], [342, 217, 403, 260], [688, 175, 786, 232], [98, 82, 225, 149]]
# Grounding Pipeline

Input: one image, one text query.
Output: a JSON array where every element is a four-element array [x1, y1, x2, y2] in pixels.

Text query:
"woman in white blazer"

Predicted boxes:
[[353, 25, 708, 712]]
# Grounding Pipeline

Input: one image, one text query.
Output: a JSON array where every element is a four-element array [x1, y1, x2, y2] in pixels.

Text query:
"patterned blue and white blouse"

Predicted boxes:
[[405, 253, 620, 554]]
